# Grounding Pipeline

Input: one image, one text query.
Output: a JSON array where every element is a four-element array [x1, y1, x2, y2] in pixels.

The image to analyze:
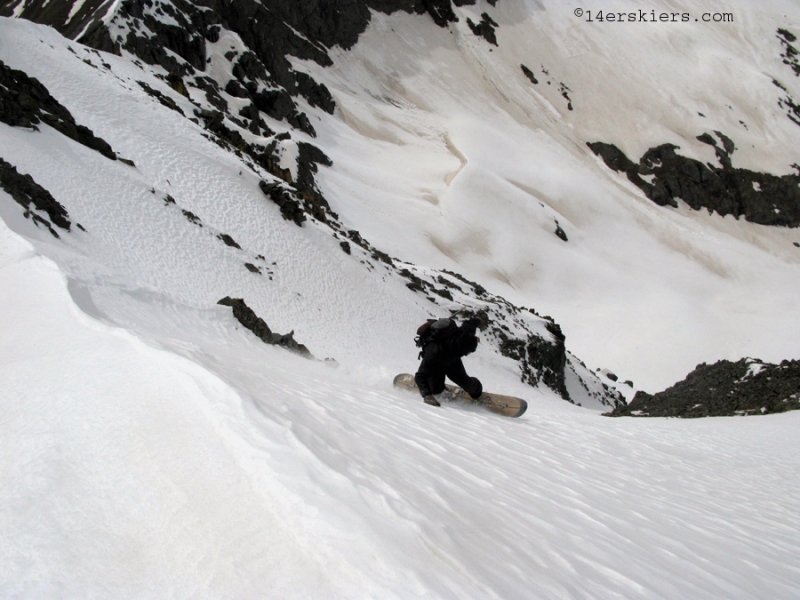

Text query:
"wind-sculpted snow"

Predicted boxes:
[[2, 213, 799, 598], [2, 6, 800, 597]]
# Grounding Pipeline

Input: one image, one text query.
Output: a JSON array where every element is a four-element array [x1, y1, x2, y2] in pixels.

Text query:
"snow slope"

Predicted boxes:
[[2, 4, 800, 598], [2, 209, 800, 598], [300, 0, 800, 391]]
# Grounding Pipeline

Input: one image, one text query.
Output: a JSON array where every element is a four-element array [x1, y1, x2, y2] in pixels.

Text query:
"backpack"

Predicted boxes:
[[415, 318, 457, 353], [414, 319, 437, 349]]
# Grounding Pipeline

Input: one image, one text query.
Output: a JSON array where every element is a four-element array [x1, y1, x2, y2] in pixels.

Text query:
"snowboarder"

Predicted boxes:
[[415, 316, 483, 407]]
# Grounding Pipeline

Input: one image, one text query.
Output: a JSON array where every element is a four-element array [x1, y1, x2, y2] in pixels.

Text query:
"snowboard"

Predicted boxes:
[[393, 373, 528, 418]]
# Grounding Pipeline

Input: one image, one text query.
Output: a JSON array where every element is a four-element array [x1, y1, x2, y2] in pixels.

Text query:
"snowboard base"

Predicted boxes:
[[393, 373, 528, 418]]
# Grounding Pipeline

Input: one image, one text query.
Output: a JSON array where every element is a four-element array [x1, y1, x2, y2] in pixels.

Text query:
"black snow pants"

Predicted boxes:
[[415, 357, 483, 399]]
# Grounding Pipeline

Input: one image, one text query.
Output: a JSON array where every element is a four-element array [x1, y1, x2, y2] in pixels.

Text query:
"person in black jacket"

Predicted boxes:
[[415, 317, 483, 407]]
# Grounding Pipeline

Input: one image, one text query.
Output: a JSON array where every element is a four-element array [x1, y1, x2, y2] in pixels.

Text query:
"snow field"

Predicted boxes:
[[2, 212, 799, 598], [0, 219, 367, 598], [2, 8, 800, 599]]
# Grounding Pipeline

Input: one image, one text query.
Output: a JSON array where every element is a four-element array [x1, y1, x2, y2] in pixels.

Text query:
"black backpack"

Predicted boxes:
[[415, 318, 457, 352]]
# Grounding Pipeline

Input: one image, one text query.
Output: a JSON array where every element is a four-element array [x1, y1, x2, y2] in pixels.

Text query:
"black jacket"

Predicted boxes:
[[415, 318, 480, 396]]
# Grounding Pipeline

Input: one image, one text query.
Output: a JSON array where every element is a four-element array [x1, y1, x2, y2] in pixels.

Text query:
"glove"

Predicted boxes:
[[462, 335, 478, 355], [423, 395, 441, 407]]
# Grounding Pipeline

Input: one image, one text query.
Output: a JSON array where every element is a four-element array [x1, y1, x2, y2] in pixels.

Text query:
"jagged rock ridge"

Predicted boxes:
[[606, 358, 800, 418]]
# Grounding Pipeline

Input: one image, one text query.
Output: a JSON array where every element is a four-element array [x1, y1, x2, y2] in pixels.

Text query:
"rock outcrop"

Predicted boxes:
[[218, 297, 312, 357], [606, 358, 800, 418], [0, 59, 116, 160], [0, 158, 74, 237], [588, 135, 800, 228]]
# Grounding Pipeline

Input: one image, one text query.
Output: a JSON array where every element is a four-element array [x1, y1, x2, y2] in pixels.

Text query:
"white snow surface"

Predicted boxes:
[[2, 3, 800, 597]]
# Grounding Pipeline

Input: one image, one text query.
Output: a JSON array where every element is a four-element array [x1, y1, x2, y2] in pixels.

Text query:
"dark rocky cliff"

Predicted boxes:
[[588, 136, 800, 228], [606, 358, 800, 418]]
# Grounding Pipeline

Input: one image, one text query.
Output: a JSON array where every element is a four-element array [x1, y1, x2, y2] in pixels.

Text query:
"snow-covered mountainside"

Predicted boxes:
[[1, 0, 800, 597], [4, 0, 800, 391]]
